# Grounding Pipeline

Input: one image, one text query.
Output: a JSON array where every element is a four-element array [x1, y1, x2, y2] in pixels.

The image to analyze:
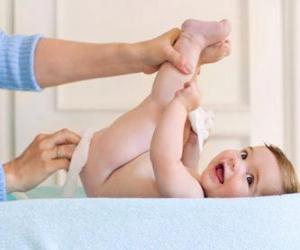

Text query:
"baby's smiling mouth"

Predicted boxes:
[[215, 163, 225, 184]]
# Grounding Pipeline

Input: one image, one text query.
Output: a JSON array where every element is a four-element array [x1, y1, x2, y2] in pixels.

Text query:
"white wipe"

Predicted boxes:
[[188, 107, 214, 152], [61, 128, 96, 198]]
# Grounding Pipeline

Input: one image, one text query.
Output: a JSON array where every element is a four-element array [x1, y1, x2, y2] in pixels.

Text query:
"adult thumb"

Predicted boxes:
[[165, 46, 192, 74]]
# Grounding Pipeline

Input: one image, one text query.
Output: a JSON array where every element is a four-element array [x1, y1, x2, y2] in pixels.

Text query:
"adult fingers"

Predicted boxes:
[[165, 46, 191, 74], [47, 158, 71, 172], [43, 129, 81, 148], [163, 28, 191, 74], [44, 144, 77, 160], [34, 133, 50, 141]]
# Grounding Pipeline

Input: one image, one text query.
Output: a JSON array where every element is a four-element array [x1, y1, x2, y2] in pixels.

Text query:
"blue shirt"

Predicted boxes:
[[0, 30, 42, 201]]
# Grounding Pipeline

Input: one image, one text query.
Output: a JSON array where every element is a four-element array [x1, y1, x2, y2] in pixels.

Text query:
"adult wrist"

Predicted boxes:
[[133, 40, 158, 74], [3, 160, 19, 193], [120, 42, 144, 73]]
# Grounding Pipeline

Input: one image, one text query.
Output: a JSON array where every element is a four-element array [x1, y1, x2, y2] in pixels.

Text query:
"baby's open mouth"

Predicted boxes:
[[215, 163, 224, 184]]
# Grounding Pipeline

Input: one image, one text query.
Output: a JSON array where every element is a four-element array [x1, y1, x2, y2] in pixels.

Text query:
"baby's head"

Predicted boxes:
[[200, 144, 299, 198]]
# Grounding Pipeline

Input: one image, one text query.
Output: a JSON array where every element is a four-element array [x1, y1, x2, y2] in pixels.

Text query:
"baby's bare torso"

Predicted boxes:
[[94, 152, 201, 197]]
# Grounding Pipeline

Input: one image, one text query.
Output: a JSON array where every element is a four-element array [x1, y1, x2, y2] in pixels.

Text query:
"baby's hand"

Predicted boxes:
[[175, 80, 201, 112]]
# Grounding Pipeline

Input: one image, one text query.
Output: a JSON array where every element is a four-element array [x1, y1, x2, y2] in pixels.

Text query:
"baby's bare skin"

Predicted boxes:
[[93, 153, 159, 197], [81, 20, 231, 197], [83, 41, 229, 197], [95, 152, 202, 197]]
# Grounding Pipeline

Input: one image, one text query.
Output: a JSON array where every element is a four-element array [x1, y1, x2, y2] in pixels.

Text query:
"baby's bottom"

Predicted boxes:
[[80, 98, 163, 196], [79, 118, 199, 197]]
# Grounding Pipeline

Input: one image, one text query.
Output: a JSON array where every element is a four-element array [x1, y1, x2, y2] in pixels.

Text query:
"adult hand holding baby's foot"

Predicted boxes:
[[175, 80, 201, 112], [138, 28, 192, 74]]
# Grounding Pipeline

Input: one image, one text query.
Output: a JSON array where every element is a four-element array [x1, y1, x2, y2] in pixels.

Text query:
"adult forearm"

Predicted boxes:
[[35, 38, 143, 87]]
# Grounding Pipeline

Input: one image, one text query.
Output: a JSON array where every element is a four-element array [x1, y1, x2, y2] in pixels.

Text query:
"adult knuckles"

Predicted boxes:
[[62, 145, 76, 159], [37, 140, 47, 151], [35, 133, 47, 142], [58, 128, 77, 139], [59, 128, 70, 134]]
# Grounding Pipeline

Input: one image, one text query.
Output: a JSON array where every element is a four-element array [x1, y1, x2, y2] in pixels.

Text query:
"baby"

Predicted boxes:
[[151, 80, 298, 197], [78, 19, 299, 198]]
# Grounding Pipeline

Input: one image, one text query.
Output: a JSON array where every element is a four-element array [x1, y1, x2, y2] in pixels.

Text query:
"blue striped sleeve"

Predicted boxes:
[[0, 163, 7, 201], [0, 30, 42, 91]]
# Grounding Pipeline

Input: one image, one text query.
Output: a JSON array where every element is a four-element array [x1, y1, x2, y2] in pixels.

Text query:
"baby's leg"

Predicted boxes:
[[80, 98, 161, 196], [150, 19, 230, 107], [81, 20, 230, 196]]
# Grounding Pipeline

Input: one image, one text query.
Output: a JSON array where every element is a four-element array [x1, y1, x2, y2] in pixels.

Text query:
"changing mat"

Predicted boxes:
[[1, 193, 300, 250]]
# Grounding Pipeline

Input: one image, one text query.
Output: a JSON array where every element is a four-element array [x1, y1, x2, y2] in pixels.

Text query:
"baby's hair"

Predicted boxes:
[[265, 144, 299, 194]]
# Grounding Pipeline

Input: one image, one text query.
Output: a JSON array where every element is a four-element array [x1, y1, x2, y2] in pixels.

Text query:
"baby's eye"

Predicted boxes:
[[246, 174, 254, 186], [240, 150, 248, 160]]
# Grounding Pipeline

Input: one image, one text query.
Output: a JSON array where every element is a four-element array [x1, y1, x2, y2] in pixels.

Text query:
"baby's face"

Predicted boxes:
[[200, 146, 284, 198]]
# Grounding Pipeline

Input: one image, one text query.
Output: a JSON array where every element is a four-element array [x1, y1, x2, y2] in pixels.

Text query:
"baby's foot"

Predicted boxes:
[[181, 19, 230, 48], [199, 39, 231, 65], [175, 80, 201, 112]]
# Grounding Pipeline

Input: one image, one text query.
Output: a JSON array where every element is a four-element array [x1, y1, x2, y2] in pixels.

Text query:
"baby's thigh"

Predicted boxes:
[[80, 130, 114, 196]]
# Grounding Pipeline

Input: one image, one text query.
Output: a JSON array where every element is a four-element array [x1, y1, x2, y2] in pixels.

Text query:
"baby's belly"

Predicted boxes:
[[96, 152, 161, 197]]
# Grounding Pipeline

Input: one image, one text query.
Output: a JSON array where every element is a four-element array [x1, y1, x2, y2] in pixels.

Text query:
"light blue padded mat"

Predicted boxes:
[[7, 186, 85, 200], [1, 191, 300, 250]]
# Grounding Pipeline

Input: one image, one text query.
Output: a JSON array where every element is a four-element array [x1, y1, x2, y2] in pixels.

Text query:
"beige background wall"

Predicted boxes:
[[0, 0, 298, 186]]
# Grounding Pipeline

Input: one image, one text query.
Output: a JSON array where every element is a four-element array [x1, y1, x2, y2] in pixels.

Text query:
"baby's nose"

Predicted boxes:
[[234, 160, 247, 175], [227, 155, 245, 173], [222, 158, 235, 178], [227, 158, 235, 171]]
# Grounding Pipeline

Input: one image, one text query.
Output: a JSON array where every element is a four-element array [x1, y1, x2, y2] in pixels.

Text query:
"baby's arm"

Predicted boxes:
[[182, 130, 200, 169], [150, 81, 204, 198]]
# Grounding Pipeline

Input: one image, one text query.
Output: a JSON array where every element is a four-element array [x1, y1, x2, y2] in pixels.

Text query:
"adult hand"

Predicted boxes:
[[191, 39, 231, 77], [3, 129, 81, 193], [139, 28, 192, 74], [139, 29, 231, 75]]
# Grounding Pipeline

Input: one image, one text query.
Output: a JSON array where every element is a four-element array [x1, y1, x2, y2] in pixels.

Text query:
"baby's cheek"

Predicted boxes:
[[224, 181, 249, 197]]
